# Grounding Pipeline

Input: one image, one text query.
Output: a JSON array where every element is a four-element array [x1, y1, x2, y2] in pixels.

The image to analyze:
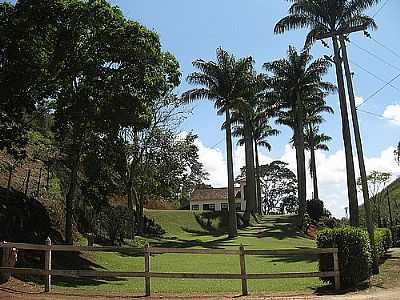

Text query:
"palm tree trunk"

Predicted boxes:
[[340, 36, 377, 272], [225, 109, 238, 237], [243, 122, 257, 224], [332, 36, 359, 226], [310, 145, 319, 200], [254, 140, 262, 214], [295, 92, 307, 227]]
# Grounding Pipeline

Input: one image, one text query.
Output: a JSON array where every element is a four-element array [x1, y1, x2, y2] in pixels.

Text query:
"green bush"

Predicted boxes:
[[306, 199, 324, 222], [317, 226, 371, 288], [391, 225, 400, 247], [374, 228, 392, 259]]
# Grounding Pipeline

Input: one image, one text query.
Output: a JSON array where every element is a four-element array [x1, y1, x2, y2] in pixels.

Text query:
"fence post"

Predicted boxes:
[[1, 242, 13, 282], [333, 249, 340, 290], [45, 237, 52, 292], [144, 244, 150, 296], [239, 244, 248, 296]]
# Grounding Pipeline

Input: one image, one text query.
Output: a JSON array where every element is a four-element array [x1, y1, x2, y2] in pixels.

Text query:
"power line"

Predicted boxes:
[[357, 108, 400, 124], [210, 137, 224, 149], [357, 72, 400, 108], [349, 40, 400, 72], [372, 0, 391, 17], [350, 59, 400, 93], [369, 36, 400, 61]]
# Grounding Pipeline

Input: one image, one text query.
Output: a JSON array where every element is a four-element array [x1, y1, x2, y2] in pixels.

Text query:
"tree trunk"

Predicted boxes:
[[295, 92, 307, 227], [340, 35, 377, 271], [243, 122, 256, 224], [310, 145, 319, 200], [332, 36, 359, 226], [65, 144, 81, 244], [254, 141, 262, 215], [225, 109, 238, 237]]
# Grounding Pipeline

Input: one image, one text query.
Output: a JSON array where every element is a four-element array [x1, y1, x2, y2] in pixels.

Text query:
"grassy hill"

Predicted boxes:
[[53, 210, 326, 294]]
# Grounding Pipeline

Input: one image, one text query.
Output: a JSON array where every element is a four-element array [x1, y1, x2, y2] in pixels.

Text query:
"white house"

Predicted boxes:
[[190, 180, 246, 211]]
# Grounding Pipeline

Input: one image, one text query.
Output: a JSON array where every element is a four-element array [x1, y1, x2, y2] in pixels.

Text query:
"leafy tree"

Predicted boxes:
[[274, 0, 380, 227], [37, 0, 180, 243], [183, 48, 253, 237], [357, 170, 391, 227], [0, 1, 58, 159], [258, 161, 298, 214], [264, 46, 334, 226]]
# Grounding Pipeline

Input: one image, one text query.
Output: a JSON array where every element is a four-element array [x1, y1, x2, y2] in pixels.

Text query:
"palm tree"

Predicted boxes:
[[265, 46, 334, 226], [182, 48, 253, 237], [253, 117, 280, 214], [229, 73, 263, 223], [304, 125, 331, 200], [274, 0, 379, 227]]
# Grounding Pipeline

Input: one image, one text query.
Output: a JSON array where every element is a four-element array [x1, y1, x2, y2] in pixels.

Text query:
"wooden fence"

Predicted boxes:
[[0, 239, 340, 296]]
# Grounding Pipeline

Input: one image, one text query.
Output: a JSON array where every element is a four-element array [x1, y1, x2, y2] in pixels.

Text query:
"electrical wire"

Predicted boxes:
[[372, 0, 391, 18], [356, 72, 400, 108], [350, 59, 400, 93]]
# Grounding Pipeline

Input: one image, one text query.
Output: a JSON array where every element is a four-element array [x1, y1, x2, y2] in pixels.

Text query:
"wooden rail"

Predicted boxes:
[[0, 240, 340, 296]]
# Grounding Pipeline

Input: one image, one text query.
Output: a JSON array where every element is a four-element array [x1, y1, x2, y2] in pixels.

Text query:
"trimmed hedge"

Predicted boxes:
[[317, 226, 393, 288], [375, 228, 392, 259], [317, 226, 371, 288]]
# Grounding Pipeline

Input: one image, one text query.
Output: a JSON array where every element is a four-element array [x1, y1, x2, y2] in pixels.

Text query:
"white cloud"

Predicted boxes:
[[196, 137, 400, 218], [355, 96, 364, 106], [383, 104, 400, 125]]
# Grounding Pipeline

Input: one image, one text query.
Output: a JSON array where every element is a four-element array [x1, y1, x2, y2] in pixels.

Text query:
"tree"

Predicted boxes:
[[264, 46, 334, 226], [230, 72, 267, 222], [253, 117, 280, 214], [357, 171, 391, 227], [304, 126, 331, 200], [0, 1, 58, 160], [183, 48, 253, 237], [274, 0, 380, 271], [258, 161, 298, 214], [45, 0, 180, 244]]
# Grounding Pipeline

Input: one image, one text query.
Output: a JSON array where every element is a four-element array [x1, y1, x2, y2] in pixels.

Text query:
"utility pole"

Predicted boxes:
[[339, 35, 378, 274]]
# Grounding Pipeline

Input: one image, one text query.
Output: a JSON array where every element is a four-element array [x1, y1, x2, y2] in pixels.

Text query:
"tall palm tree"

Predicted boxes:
[[182, 48, 253, 237], [304, 125, 331, 200], [265, 46, 334, 226], [230, 73, 263, 223], [253, 117, 280, 214], [274, 0, 379, 227]]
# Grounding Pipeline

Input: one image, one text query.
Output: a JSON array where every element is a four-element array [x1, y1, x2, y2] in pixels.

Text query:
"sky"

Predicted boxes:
[[106, 0, 400, 217]]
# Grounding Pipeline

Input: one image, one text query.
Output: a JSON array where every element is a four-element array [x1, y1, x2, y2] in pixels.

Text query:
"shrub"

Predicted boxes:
[[391, 225, 400, 247], [317, 226, 371, 288], [306, 199, 324, 223], [374, 228, 392, 259], [318, 216, 340, 229]]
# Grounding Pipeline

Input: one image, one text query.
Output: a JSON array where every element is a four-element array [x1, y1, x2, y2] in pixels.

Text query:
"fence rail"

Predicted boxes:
[[0, 240, 340, 296]]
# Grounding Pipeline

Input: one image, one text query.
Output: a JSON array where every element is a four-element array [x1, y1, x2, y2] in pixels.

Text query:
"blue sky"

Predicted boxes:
[[109, 0, 400, 216], [111, 0, 400, 158]]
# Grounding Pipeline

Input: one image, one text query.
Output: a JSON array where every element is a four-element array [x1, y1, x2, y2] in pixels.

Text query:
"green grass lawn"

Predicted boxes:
[[53, 211, 328, 294]]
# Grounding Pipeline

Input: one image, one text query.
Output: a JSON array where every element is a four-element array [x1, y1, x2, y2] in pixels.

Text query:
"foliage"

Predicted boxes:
[[318, 216, 340, 229], [183, 47, 255, 237], [258, 160, 298, 214], [357, 170, 392, 226], [306, 199, 324, 223], [265, 46, 334, 226], [317, 226, 371, 288], [374, 228, 392, 259], [391, 225, 400, 247]]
